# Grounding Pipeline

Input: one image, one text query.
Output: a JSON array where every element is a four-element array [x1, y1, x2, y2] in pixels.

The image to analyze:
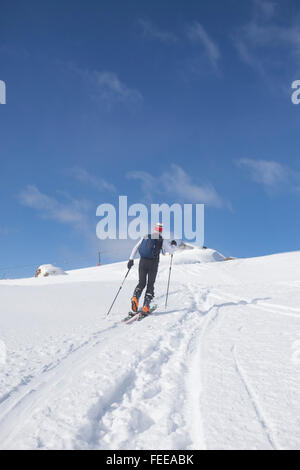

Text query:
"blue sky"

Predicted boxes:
[[1, 0, 300, 277]]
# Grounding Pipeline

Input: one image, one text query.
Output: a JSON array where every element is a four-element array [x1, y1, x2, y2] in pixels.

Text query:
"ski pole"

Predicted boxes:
[[106, 268, 131, 317], [165, 254, 173, 310]]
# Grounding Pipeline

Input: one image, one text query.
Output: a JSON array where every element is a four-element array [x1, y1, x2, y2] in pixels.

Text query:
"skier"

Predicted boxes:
[[127, 222, 177, 314]]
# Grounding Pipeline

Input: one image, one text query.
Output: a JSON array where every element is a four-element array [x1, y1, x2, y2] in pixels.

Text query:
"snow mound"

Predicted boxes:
[[172, 246, 226, 265], [35, 264, 67, 278]]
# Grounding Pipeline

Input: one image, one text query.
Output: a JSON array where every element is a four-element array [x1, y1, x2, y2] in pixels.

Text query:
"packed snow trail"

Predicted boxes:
[[0, 249, 299, 449]]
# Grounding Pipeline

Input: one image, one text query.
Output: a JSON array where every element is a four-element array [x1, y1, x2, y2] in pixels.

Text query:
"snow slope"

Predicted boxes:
[[0, 248, 299, 450]]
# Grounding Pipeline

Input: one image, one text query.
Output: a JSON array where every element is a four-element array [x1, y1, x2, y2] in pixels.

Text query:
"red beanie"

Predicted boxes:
[[154, 222, 163, 233]]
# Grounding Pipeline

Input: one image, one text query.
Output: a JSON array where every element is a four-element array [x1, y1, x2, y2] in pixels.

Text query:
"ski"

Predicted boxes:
[[122, 311, 140, 324], [122, 305, 157, 324], [136, 306, 157, 321]]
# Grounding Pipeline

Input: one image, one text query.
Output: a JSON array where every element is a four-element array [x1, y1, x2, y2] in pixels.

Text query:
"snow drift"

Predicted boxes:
[[172, 246, 226, 265], [35, 264, 67, 278]]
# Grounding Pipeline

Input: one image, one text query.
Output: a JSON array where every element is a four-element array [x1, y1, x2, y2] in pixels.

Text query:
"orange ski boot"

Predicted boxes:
[[142, 294, 152, 314], [131, 296, 139, 313]]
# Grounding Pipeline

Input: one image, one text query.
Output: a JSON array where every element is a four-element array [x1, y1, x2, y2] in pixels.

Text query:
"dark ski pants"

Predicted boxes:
[[134, 257, 159, 300]]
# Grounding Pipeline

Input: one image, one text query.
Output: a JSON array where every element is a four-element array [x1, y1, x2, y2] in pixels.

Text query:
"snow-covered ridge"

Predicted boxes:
[[172, 246, 226, 264], [0, 246, 227, 285]]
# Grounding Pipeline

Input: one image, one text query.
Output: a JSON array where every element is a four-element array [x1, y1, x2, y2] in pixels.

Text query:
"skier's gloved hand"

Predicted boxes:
[[127, 259, 134, 270], [171, 240, 177, 247]]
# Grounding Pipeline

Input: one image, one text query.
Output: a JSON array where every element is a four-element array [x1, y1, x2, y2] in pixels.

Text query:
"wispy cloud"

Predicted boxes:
[[161, 165, 223, 207], [186, 22, 220, 68], [69, 166, 116, 193], [253, 0, 277, 21], [127, 164, 224, 208], [234, 38, 265, 74], [19, 185, 91, 227], [71, 64, 143, 108], [93, 71, 143, 105], [237, 159, 289, 188], [236, 158, 300, 196], [125, 170, 157, 202], [19, 185, 110, 264], [234, 0, 300, 76], [138, 18, 178, 44]]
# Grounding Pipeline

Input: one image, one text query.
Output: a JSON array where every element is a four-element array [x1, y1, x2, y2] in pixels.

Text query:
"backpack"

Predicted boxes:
[[138, 234, 161, 259]]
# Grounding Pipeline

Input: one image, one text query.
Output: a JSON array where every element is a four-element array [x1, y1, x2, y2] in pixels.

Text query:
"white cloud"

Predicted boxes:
[[127, 164, 224, 207], [93, 71, 143, 105], [69, 166, 116, 193], [19, 185, 91, 226], [125, 170, 157, 202], [186, 22, 220, 68], [253, 0, 277, 21], [138, 19, 178, 44], [237, 158, 290, 188], [241, 21, 300, 51], [162, 165, 223, 207], [234, 37, 265, 73], [72, 64, 143, 108], [234, 0, 300, 74], [18, 186, 136, 264]]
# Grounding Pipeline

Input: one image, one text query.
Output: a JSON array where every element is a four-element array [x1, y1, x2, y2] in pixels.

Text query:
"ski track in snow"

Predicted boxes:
[[0, 324, 122, 448], [75, 287, 209, 450], [0, 250, 300, 449], [0, 287, 208, 450], [211, 289, 300, 319], [231, 345, 279, 450], [0, 323, 118, 407]]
